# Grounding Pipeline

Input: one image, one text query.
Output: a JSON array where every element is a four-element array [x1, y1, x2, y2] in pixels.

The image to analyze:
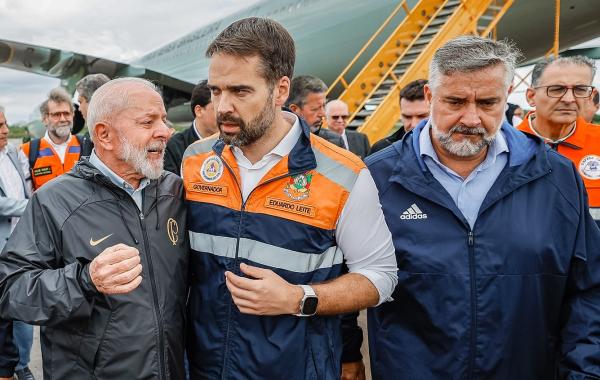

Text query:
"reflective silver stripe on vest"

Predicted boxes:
[[590, 208, 600, 221], [189, 231, 343, 273], [312, 147, 360, 193]]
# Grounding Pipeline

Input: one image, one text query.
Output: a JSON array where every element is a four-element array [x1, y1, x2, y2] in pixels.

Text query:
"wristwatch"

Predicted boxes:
[[294, 285, 318, 317]]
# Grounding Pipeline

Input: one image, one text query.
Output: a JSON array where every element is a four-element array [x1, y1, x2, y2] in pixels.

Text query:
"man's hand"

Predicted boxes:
[[341, 360, 366, 380], [225, 263, 303, 315], [89, 244, 142, 294]]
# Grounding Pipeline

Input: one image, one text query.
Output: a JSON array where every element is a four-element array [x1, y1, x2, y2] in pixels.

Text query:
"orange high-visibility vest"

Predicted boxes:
[[21, 136, 81, 190], [518, 113, 600, 216]]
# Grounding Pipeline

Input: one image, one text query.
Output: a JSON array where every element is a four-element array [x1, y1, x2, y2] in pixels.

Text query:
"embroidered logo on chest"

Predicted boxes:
[[579, 155, 600, 180], [284, 172, 313, 201], [200, 156, 224, 183]]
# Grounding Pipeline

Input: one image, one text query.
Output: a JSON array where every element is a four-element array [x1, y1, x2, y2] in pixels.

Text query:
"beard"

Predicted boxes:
[[430, 120, 499, 157], [51, 123, 72, 138], [118, 135, 165, 179], [217, 92, 275, 147]]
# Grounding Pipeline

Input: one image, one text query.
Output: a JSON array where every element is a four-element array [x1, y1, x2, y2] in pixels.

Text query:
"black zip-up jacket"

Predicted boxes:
[[0, 160, 189, 379], [0, 318, 17, 377]]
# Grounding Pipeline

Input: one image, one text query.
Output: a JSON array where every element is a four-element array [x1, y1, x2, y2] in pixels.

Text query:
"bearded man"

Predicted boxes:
[[181, 17, 397, 379], [0, 78, 189, 379], [365, 36, 600, 379], [21, 88, 82, 190]]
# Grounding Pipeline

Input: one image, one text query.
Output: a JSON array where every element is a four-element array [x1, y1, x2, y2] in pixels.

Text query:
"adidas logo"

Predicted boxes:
[[400, 203, 428, 220]]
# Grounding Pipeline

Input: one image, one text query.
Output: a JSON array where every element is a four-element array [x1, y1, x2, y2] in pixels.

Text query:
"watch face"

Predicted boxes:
[[302, 296, 318, 315]]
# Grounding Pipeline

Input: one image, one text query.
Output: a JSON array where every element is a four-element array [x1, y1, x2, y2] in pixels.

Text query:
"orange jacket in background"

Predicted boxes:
[[517, 113, 600, 212], [21, 136, 81, 190]]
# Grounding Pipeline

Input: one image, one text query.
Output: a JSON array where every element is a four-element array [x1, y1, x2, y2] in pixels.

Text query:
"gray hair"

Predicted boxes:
[[531, 55, 596, 86], [325, 99, 348, 117], [75, 73, 111, 102], [39, 87, 74, 115], [286, 75, 327, 108], [87, 77, 161, 142], [429, 36, 521, 91]]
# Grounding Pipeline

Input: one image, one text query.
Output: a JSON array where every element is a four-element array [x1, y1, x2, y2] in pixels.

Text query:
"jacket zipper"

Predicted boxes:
[[218, 156, 309, 379], [467, 229, 476, 380], [138, 197, 167, 380]]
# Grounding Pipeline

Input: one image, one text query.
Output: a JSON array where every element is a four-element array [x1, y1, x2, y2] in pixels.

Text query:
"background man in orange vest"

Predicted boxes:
[[517, 56, 600, 227], [21, 88, 81, 190]]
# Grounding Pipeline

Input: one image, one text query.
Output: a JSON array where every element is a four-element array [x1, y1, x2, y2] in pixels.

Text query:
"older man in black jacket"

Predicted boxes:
[[0, 78, 189, 379]]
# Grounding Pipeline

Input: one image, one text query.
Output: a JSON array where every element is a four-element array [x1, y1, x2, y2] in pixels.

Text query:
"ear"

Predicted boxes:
[[194, 105, 203, 118], [525, 88, 536, 107], [424, 84, 433, 107], [93, 122, 116, 151], [288, 103, 300, 113], [274, 76, 291, 108]]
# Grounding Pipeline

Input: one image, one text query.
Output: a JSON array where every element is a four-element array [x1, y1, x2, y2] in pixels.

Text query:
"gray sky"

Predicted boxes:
[[0, 0, 260, 123]]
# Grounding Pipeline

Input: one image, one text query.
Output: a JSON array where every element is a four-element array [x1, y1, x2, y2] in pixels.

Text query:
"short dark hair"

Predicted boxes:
[[206, 17, 295, 86], [531, 55, 596, 86], [400, 79, 427, 102], [190, 80, 211, 116], [286, 75, 327, 108]]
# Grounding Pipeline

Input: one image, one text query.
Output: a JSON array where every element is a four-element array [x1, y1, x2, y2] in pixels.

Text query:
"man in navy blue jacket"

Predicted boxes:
[[366, 36, 600, 379]]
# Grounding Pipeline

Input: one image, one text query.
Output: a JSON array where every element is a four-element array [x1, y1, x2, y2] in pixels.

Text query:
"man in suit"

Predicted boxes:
[[326, 99, 370, 159], [286, 75, 345, 148], [164, 80, 218, 175], [0, 106, 33, 380]]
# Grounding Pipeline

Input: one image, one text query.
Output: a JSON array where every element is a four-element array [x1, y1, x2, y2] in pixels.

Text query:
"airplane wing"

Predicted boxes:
[[0, 38, 194, 109]]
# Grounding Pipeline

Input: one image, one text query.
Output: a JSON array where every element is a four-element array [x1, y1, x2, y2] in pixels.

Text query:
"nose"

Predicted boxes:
[[561, 88, 576, 103], [154, 120, 171, 139], [317, 106, 325, 119], [215, 92, 234, 115], [460, 102, 481, 127]]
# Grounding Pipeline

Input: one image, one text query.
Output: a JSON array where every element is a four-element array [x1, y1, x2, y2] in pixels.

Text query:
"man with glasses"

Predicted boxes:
[[21, 88, 82, 190], [517, 56, 600, 226], [326, 99, 370, 159]]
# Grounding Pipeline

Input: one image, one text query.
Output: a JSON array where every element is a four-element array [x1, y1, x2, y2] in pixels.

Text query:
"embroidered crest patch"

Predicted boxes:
[[284, 172, 313, 201], [200, 156, 224, 183]]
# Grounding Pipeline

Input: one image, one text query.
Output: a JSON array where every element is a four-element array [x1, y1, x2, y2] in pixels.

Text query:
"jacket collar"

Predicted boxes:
[[390, 118, 552, 222]]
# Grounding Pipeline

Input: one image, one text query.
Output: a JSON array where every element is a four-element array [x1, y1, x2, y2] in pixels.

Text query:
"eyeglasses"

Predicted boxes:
[[331, 115, 349, 120], [48, 111, 73, 120], [534, 85, 594, 98]]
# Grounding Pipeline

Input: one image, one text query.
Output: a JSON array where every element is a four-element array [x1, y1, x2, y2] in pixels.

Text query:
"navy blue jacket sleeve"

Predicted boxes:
[[0, 318, 18, 377], [559, 166, 600, 379]]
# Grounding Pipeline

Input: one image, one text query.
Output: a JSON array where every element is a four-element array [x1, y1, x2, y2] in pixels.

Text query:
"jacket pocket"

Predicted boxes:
[[75, 308, 112, 375]]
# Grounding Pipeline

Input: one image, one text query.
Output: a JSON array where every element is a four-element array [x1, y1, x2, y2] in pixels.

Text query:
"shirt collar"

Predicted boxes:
[[44, 131, 71, 147], [419, 121, 509, 174], [192, 119, 203, 139], [89, 150, 150, 194]]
